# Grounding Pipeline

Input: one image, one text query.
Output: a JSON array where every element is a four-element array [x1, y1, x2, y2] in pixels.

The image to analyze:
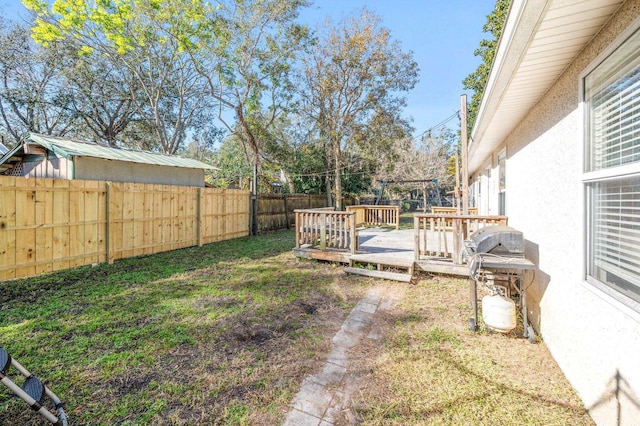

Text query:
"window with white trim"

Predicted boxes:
[[498, 150, 506, 215], [585, 27, 640, 306]]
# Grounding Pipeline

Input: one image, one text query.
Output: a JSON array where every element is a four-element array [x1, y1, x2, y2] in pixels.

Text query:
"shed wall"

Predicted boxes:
[[472, 1, 640, 424], [22, 155, 73, 179], [74, 156, 205, 187]]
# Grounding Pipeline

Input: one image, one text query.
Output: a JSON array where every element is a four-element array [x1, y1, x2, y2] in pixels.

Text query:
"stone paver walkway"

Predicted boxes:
[[282, 285, 402, 426]]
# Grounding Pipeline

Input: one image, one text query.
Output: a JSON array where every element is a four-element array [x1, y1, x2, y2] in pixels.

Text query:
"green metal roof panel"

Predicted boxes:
[[0, 143, 22, 166], [26, 133, 215, 170]]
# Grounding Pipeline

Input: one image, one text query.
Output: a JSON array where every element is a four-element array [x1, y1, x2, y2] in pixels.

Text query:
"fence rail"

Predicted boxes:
[[414, 214, 508, 264], [0, 176, 250, 280], [347, 205, 400, 229], [294, 209, 356, 254]]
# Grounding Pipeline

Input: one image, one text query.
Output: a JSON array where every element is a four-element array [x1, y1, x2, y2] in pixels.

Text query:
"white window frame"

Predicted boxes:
[[498, 149, 506, 216], [581, 18, 640, 316]]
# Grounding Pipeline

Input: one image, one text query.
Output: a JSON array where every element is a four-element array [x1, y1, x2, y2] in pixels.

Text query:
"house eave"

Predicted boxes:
[[468, 0, 625, 175]]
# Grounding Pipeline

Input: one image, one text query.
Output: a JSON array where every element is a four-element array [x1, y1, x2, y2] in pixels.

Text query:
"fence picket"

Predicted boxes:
[[0, 176, 251, 280]]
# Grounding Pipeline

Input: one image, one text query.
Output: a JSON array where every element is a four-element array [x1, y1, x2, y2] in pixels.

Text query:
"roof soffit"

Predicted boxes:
[[469, 0, 625, 174]]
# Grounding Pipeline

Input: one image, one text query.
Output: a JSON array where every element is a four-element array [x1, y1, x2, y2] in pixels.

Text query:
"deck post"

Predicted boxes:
[[350, 213, 357, 254], [414, 215, 420, 261], [319, 212, 327, 250], [395, 206, 400, 230], [452, 218, 463, 264], [295, 211, 300, 249]]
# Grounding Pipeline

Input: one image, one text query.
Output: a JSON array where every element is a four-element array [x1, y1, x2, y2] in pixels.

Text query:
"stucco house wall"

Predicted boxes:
[[74, 156, 206, 187], [471, 1, 640, 424]]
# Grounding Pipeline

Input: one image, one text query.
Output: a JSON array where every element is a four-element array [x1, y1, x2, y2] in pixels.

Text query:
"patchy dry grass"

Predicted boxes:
[[0, 231, 368, 425], [347, 276, 594, 426], [1, 231, 593, 425]]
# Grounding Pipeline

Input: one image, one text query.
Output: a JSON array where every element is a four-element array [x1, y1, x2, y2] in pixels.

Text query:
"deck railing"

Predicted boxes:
[[295, 209, 357, 254], [414, 214, 508, 264], [431, 207, 478, 215], [346, 205, 400, 229]]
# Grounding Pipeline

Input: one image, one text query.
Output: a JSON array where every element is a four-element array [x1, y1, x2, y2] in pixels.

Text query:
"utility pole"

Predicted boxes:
[[455, 152, 460, 214], [461, 95, 469, 215]]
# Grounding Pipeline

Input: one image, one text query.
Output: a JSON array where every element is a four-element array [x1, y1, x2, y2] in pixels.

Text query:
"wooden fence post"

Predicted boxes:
[[197, 187, 203, 247], [106, 182, 112, 264], [283, 194, 290, 229]]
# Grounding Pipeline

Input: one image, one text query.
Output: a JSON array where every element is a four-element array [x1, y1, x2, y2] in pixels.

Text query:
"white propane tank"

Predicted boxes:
[[482, 294, 516, 332]]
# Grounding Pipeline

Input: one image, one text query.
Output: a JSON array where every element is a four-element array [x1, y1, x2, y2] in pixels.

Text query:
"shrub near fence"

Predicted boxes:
[[0, 176, 250, 280]]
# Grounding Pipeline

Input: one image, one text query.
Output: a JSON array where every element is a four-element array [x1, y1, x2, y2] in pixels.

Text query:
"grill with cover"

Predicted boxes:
[[464, 225, 524, 258], [464, 225, 536, 343]]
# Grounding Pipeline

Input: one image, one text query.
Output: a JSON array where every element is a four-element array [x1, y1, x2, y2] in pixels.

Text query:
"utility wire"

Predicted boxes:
[[412, 110, 460, 141]]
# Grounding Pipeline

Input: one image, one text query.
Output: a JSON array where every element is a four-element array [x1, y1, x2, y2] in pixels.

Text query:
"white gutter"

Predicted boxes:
[[468, 0, 549, 174]]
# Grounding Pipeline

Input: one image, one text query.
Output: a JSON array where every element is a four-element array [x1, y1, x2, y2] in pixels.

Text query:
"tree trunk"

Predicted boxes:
[[285, 171, 296, 194], [333, 140, 342, 211], [325, 170, 333, 207], [251, 152, 259, 236], [422, 187, 428, 213]]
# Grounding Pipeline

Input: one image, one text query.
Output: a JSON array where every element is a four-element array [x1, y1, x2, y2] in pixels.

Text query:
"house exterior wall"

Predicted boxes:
[[471, 2, 640, 424], [74, 157, 205, 187], [472, 156, 501, 216]]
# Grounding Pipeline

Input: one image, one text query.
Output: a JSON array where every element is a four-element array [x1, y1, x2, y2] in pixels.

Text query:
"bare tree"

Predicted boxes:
[[297, 10, 418, 209], [0, 19, 77, 144], [62, 51, 138, 147], [385, 127, 456, 211]]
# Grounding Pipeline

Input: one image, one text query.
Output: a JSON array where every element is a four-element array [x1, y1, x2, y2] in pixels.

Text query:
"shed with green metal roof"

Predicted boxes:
[[0, 134, 215, 187]]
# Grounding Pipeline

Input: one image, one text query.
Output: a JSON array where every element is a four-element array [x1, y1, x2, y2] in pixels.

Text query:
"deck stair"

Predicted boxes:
[[345, 254, 414, 282]]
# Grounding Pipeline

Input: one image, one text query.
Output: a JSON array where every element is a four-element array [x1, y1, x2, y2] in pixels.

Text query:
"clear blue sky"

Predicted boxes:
[[297, 0, 495, 137], [2, 0, 495, 138]]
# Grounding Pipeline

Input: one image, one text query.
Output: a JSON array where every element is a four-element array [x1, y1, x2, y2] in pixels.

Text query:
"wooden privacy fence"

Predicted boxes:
[[346, 205, 400, 229], [0, 176, 250, 281], [294, 209, 356, 254], [414, 214, 508, 264], [257, 194, 327, 232], [257, 194, 359, 232]]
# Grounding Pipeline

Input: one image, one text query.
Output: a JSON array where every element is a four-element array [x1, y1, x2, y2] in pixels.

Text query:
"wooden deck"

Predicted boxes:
[[293, 208, 508, 282], [293, 227, 470, 280]]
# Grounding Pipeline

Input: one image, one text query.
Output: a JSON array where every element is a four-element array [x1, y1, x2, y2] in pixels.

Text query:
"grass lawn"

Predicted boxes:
[[347, 277, 594, 426], [0, 231, 368, 425], [1, 230, 592, 425]]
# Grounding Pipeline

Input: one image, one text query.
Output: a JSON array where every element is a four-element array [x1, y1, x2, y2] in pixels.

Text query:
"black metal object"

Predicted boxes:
[[0, 346, 68, 425], [23, 376, 45, 405], [0, 347, 10, 374]]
